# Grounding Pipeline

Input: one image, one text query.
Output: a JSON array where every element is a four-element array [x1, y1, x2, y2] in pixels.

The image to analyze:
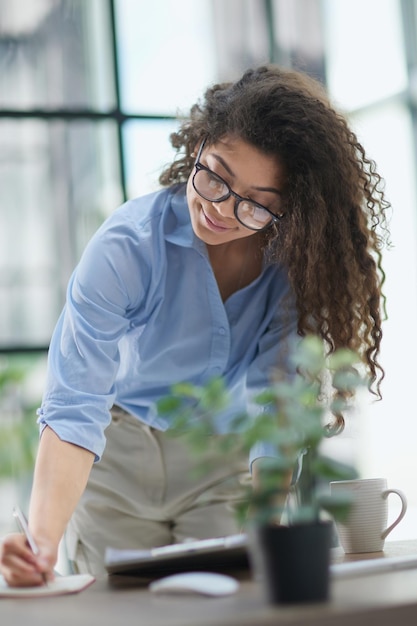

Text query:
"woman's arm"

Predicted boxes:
[[0, 426, 94, 586]]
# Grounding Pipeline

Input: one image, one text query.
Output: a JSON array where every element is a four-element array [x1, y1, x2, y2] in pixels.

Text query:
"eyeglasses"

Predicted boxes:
[[192, 138, 285, 231]]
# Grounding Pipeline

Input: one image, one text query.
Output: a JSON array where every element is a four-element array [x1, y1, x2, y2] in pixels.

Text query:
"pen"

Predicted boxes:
[[12, 505, 48, 586]]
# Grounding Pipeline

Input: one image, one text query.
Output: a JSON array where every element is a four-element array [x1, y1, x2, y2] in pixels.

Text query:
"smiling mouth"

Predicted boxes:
[[202, 208, 234, 232]]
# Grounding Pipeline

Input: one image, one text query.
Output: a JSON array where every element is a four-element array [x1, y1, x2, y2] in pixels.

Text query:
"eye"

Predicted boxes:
[[256, 197, 283, 216], [207, 170, 228, 193], [252, 205, 269, 219], [238, 201, 272, 224]]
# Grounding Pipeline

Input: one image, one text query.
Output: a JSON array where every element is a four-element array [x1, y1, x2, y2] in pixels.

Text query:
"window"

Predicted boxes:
[[0, 0, 272, 348], [0, 0, 122, 347]]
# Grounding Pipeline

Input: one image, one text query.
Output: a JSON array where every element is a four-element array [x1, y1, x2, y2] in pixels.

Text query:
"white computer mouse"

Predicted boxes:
[[149, 571, 240, 596]]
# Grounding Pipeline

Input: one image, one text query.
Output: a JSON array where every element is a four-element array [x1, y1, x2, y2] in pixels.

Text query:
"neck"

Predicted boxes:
[[207, 235, 263, 301], [206, 233, 261, 260]]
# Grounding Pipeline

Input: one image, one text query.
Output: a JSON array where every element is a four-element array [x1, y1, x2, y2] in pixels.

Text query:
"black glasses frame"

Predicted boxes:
[[192, 138, 284, 231]]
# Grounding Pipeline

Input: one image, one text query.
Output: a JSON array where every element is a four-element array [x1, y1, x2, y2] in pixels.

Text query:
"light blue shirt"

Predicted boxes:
[[37, 184, 298, 468]]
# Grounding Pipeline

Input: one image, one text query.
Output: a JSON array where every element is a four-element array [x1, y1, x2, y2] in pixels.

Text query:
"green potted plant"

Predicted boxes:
[[0, 355, 40, 481], [157, 334, 365, 604]]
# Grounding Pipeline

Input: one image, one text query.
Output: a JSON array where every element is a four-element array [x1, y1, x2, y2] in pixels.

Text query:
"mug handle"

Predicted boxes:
[[381, 489, 408, 540]]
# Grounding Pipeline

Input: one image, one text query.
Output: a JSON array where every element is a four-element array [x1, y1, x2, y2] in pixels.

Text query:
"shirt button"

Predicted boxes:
[[218, 327, 226, 335]]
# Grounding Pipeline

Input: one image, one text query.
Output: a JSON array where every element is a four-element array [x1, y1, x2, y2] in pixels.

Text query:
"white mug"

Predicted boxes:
[[329, 478, 407, 553]]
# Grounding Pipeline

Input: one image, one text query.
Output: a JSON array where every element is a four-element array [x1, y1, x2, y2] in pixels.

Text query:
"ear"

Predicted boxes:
[[190, 140, 201, 158], [192, 137, 207, 159]]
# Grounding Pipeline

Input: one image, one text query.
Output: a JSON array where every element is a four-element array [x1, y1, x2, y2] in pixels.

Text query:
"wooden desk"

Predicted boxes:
[[2, 540, 417, 626]]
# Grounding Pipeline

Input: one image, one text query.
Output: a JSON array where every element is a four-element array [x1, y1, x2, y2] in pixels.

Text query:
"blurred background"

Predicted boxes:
[[0, 0, 416, 539]]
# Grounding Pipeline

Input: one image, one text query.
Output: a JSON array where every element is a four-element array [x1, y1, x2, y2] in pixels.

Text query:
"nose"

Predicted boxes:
[[212, 196, 236, 219]]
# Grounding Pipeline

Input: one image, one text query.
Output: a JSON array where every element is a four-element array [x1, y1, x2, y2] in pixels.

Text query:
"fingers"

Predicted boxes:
[[0, 533, 55, 587]]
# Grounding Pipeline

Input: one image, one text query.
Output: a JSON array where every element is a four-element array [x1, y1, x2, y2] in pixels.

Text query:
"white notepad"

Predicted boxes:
[[0, 574, 95, 598]]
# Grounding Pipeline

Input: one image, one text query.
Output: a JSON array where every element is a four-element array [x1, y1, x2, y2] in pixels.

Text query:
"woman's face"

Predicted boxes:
[[186, 135, 287, 246]]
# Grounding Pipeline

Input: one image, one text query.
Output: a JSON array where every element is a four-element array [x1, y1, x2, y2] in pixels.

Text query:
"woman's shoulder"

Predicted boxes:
[[75, 185, 188, 273], [72, 186, 187, 303]]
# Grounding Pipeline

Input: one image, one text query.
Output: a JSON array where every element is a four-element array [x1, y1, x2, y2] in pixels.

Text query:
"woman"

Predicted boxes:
[[0, 64, 389, 585]]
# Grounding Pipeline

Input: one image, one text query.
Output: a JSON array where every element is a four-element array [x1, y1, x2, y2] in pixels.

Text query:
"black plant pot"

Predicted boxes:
[[252, 520, 333, 605]]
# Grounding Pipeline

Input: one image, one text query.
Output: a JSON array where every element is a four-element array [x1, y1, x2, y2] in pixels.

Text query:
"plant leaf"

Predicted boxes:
[[319, 492, 353, 523], [312, 455, 359, 481]]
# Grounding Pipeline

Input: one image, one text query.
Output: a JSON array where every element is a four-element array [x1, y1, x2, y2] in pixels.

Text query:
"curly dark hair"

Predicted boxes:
[[159, 64, 390, 400]]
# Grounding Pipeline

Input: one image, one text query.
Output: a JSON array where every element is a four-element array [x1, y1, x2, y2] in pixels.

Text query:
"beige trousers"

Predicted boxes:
[[65, 406, 250, 578]]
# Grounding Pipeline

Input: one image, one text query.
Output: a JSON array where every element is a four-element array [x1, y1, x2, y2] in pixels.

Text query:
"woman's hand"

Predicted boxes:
[[0, 427, 94, 587], [0, 532, 56, 587]]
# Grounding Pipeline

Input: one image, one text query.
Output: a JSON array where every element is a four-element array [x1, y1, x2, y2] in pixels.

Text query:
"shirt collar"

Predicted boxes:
[[165, 184, 203, 251]]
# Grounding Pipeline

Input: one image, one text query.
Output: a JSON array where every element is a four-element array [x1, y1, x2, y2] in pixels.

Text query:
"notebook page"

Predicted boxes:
[[0, 574, 95, 598]]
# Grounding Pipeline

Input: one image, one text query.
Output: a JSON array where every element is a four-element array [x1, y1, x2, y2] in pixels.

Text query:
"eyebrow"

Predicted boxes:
[[211, 153, 283, 196]]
